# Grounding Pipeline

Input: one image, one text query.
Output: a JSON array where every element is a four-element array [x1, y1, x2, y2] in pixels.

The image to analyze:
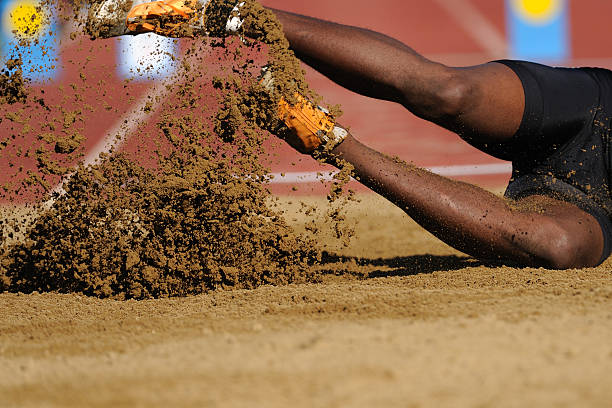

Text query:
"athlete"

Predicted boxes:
[[88, 0, 612, 269]]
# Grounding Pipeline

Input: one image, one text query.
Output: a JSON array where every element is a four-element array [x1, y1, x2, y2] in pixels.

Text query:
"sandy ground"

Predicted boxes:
[[2, 193, 612, 407]]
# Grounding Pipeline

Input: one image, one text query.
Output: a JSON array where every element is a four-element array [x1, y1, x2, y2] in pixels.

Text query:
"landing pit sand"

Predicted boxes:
[[2, 193, 611, 407]]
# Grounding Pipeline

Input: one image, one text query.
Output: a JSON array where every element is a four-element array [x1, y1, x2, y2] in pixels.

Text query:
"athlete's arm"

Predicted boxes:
[[329, 133, 605, 269], [267, 9, 524, 147]]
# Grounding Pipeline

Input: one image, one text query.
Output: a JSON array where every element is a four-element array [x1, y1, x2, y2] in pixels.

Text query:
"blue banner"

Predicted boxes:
[[0, 0, 60, 82], [506, 0, 570, 62]]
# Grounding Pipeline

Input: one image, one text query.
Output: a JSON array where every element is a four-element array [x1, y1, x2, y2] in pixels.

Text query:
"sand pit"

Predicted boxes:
[[2, 1, 612, 406], [2, 193, 612, 407], [0, 0, 355, 298]]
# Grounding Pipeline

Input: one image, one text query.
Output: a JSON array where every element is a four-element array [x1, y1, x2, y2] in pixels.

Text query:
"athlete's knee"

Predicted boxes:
[[434, 73, 475, 118], [404, 70, 476, 122]]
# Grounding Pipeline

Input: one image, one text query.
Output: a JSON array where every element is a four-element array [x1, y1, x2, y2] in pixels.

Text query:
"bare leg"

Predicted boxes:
[[259, 9, 604, 267], [329, 134, 604, 268], [268, 9, 524, 153]]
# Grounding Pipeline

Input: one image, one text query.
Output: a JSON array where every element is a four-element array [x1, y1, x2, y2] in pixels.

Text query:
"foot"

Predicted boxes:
[[86, 0, 210, 38], [260, 68, 348, 154]]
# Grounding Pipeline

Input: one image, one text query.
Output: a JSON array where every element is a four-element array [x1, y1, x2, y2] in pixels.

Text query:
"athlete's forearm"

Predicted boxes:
[[267, 9, 451, 110], [330, 135, 586, 266]]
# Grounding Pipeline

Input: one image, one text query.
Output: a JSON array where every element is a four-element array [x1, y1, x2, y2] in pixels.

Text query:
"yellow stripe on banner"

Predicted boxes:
[[511, 0, 563, 24]]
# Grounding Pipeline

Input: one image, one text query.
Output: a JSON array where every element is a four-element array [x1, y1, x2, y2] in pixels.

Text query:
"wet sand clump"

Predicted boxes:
[[0, 58, 28, 105], [0, 152, 320, 299]]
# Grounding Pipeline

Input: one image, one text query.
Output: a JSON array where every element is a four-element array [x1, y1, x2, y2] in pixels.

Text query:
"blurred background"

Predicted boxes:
[[1, 0, 611, 196]]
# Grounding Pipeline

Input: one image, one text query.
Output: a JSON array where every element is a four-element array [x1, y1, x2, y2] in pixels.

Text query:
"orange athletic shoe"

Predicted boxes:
[[260, 68, 348, 154], [87, 0, 245, 39], [276, 94, 336, 153], [87, 0, 214, 39], [126, 0, 204, 36]]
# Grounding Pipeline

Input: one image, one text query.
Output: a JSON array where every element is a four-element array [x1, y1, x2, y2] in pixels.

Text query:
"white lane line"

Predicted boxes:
[[428, 162, 512, 176], [432, 0, 507, 58], [47, 78, 172, 200], [82, 81, 168, 167], [46, 46, 209, 205], [83, 43, 209, 168], [268, 163, 512, 184]]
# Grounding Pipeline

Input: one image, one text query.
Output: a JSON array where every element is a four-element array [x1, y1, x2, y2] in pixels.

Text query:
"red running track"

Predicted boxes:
[[3, 0, 612, 199]]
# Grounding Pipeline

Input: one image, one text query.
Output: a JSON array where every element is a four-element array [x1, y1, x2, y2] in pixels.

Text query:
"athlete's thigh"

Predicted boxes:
[[452, 62, 525, 146], [458, 60, 601, 161]]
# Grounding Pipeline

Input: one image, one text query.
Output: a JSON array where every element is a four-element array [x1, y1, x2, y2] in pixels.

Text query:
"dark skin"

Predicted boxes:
[[265, 9, 604, 269]]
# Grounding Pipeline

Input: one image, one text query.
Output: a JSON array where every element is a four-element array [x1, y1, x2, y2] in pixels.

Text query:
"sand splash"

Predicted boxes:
[[0, 0, 354, 299]]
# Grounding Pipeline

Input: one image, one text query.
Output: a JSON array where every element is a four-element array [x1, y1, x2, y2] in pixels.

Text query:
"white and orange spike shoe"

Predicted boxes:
[[125, 0, 205, 36], [86, 0, 245, 38]]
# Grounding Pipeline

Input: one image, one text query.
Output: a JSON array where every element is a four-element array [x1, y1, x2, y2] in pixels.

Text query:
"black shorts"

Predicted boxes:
[[495, 60, 612, 265]]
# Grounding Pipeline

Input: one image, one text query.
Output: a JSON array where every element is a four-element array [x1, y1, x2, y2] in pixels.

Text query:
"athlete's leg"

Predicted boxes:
[[268, 9, 524, 152], [328, 133, 605, 269], [269, 10, 610, 267], [87, 2, 522, 153], [85, 2, 607, 267]]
